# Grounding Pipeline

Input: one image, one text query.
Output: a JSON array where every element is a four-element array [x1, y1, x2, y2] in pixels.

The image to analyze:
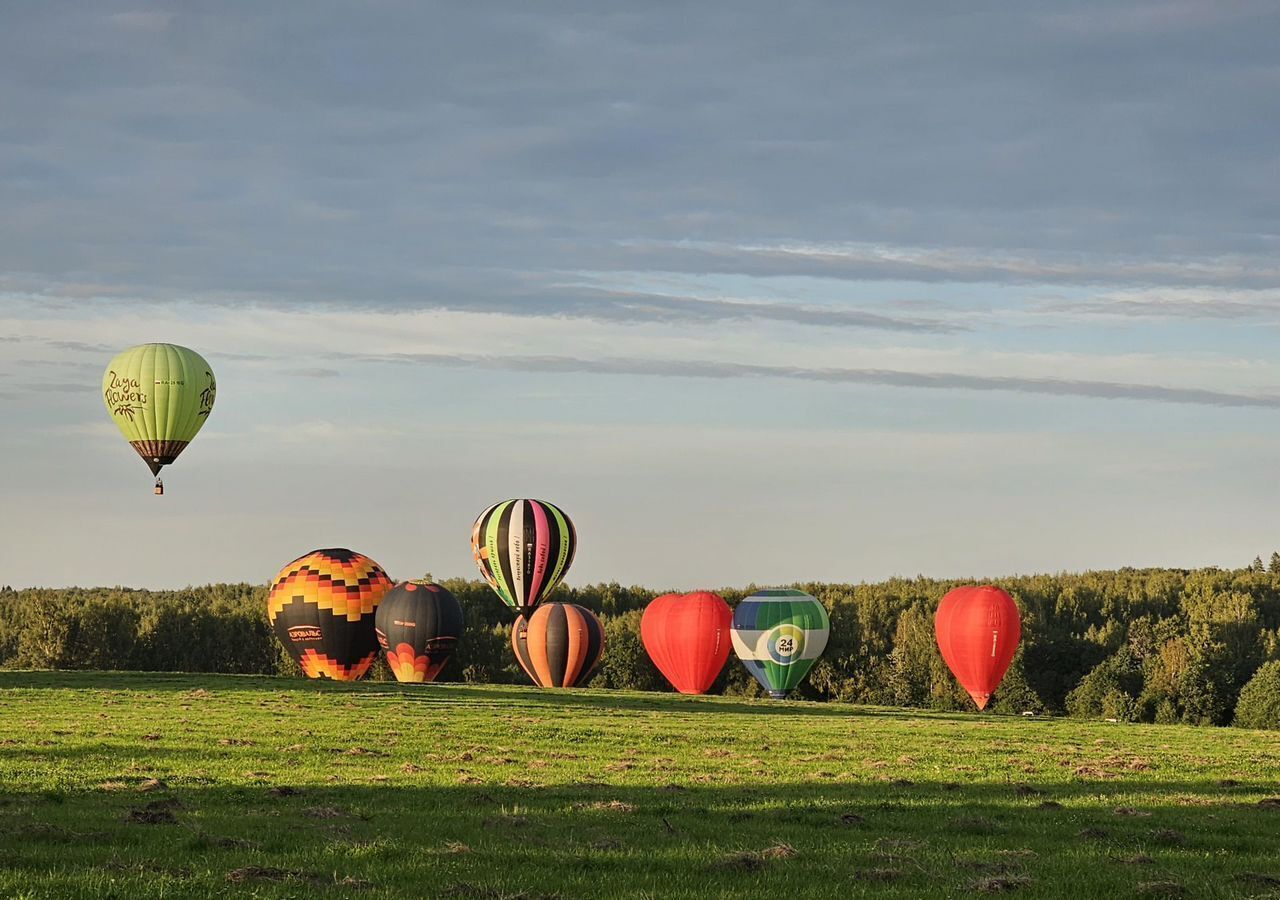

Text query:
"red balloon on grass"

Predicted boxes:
[[934, 585, 1021, 710], [641, 592, 732, 694]]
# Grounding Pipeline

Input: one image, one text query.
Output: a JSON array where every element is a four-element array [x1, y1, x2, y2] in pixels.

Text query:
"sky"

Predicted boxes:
[[3, 2, 1280, 589]]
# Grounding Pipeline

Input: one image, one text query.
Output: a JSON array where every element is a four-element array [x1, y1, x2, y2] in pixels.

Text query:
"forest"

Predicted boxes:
[[4, 558, 1280, 729]]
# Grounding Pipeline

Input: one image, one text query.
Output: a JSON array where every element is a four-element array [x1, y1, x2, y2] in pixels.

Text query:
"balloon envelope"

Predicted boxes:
[[472, 499, 576, 616], [102, 343, 216, 480], [267, 549, 393, 680], [641, 592, 732, 694], [511, 602, 603, 688], [731, 589, 830, 699], [375, 581, 464, 683], [934, 585, 1022, 710]]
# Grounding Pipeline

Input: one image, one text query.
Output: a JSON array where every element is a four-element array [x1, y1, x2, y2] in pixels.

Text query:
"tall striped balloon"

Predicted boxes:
[[511, 602, 604, 688], [730, 589, 830, 699], [471, 499, 576, 616]]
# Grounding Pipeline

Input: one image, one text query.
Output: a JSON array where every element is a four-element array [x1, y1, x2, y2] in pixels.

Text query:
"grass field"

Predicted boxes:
[[2, 672, 1280, 899]]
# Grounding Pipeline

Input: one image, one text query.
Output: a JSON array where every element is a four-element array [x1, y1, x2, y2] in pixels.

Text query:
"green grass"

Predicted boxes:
[[2, 672, 1280, 899]]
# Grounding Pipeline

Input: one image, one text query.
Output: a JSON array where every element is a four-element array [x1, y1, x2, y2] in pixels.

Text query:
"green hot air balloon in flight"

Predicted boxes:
[[102, 343, 216, 494]]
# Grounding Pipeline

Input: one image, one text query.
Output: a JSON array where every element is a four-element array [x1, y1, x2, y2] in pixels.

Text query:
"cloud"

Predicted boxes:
[[2, 2, 1280, 315], [5, 269, 967, 332], [22, 381, 86, 393], [359, 350, 1280, 409], [604, 241, 1280, 290], [282, 367, 341, 378], [43, 339, 116, 353], [1038, 288, 1280, 321], [426, 284, 963, 332]]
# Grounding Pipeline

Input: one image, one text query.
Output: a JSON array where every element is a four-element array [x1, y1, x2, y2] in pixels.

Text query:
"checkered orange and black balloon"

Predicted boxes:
[[267, 548, 393, 681]]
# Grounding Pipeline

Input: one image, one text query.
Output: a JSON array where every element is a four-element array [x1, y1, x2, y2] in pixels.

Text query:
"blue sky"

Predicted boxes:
[[3, 3, 1280, 588]]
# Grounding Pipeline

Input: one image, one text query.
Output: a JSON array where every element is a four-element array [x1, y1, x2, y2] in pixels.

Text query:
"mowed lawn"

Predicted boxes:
[[2, 673, 1280, 899]]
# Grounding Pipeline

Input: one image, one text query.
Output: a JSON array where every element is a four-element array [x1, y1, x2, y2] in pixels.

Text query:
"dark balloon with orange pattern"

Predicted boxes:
[[266, 548, 393, 681], [374, 581, 464, 683], [511, 602, 604, 688]]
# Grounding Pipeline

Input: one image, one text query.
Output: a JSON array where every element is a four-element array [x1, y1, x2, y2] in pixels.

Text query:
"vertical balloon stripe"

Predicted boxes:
[[544, 502, 573, 595], [163, 345, 180, 442], [562, 604, 586, 687], [510, 499, 527, 608], [565, 512, 578, 571], [148, 343, 164, 444], [473, 503, 501, 590], [511, 617, 536, 683], [164, 345, 183, 442], [527, 500, 551, 606], [539, 502, 564, 602], [485, 501, 516, 607], [525, 605, 550, 685], [541, 602, 569, 686], [137, 346, 152, 441], [175, 347, 203, 443], [581, 612, 603, 684]]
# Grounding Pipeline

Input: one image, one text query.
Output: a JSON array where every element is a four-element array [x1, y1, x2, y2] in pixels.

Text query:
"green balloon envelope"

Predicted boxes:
[[102, 343, 216, 478], [730, 589, 830, 698]]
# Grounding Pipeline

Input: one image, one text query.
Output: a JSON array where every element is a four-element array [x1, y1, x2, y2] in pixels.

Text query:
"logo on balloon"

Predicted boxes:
[[198, 371, 216, 417], [287, 625, 323, 643], [104, 371, 147, 421], [766, 624, 806, 665]]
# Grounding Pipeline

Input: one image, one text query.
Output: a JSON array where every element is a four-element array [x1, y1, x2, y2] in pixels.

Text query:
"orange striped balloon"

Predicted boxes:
[[511, 603, 603, 688]]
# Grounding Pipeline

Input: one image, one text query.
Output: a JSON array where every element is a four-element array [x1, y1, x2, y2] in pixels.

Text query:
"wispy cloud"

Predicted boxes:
[[359, 351, 1280, 409], [22, 381, 86, 393], [1039, 288, 1280, 321], [608, 241, 1280, 290], [44, 339, 116, 353], [282, 367, 341, 378], [442, 285, 965, 332]]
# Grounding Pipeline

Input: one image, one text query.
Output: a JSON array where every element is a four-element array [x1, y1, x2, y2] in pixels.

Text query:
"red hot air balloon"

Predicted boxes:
[[934, 585, 1022, 710], [641, 592, 732, 694], [511, 603, 603, 688]]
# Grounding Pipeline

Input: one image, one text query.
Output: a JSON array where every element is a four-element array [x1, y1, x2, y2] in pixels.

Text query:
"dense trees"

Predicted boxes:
[[1234, 661, 1280, 729], [2, 561, 1280, 728]]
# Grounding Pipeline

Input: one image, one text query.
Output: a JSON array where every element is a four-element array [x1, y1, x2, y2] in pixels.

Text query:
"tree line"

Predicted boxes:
[[3, 561, 1280, 729]]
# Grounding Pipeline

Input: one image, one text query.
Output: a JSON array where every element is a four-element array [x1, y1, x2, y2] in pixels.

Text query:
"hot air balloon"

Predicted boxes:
[[102, 343, 216, 494], [375, 580, 464, 683], [472, 499, 576, 616], [731, 589, 830, 699], [935, 585, 1021, 710], [511, 602, 603, 688], [641, 592, 732, 694], [267, 549, 393, 681]]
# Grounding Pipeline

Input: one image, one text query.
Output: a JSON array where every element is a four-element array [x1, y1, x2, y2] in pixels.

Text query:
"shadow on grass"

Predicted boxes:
[[2, 778, 1280, 899], [0, 670, 1005, 721]]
